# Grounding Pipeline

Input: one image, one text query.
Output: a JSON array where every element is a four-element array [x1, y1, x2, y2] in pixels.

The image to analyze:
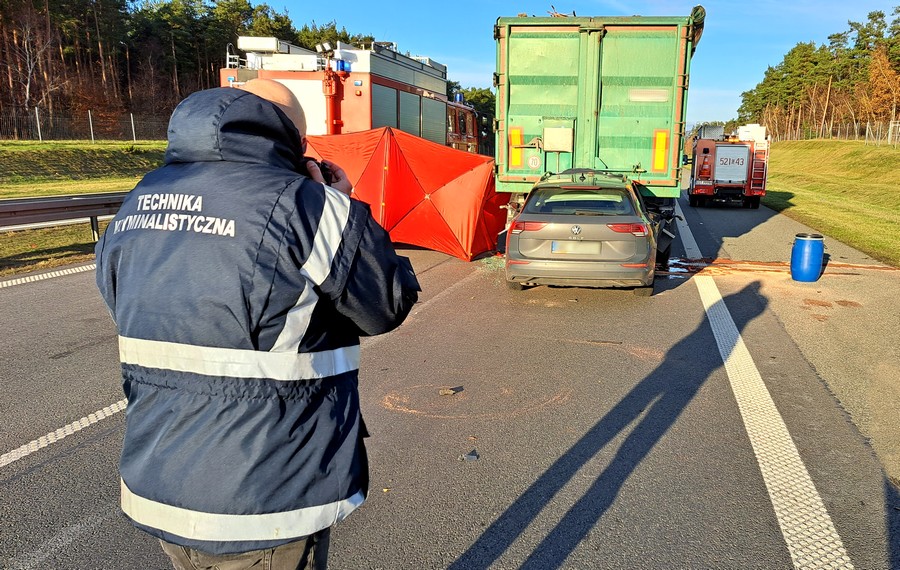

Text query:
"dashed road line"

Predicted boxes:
[[0, 264, 96, 289], [0, 400, 127, 469]]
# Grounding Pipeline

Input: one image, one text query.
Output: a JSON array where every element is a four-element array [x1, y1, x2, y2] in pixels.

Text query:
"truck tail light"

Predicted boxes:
[[607, 223, 648, 237]]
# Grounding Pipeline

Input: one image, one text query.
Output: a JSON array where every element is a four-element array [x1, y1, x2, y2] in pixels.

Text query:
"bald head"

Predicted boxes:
[[239, 78, 307, 136]]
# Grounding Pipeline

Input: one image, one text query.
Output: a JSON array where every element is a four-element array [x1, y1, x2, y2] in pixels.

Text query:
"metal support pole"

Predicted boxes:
[[88, 110, 95, 143], [90, 216, 100, 242], [131, 113, 136, 141], [35, 108, 42, 141]]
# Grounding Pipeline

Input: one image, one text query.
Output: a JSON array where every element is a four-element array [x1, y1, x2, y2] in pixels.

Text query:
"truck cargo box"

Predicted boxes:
[[494, 7, 705, 199]]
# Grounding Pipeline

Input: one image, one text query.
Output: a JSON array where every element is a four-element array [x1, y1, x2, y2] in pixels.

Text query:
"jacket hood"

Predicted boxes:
[[164, 87, 304, 172]]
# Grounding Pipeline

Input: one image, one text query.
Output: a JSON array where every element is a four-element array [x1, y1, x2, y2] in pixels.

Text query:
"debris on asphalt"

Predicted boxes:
[[439, 386, 464, 396], [458, 449, 480, 461]]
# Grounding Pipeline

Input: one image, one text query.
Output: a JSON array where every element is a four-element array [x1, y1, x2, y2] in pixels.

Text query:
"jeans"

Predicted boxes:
[[159, 528, 331, 570]]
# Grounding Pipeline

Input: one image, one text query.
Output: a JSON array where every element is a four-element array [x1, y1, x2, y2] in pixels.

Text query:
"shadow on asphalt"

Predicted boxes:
[[677, 189, 796, 263], [888, 478, 900, 569], [448, 281, 766, 569]]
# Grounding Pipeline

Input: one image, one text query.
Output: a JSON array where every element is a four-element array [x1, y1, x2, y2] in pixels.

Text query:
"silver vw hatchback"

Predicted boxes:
[[505, 171, 657, 294]]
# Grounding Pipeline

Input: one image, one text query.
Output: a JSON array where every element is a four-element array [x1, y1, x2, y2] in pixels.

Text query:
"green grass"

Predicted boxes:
[[764, 140, 900, 267], [0, 221, 110, 277], [0, 140, 165, 197], [0, 140, 164, 275]]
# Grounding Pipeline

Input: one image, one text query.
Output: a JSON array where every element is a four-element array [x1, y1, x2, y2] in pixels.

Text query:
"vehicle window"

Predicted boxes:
[[523, 188, 635, 215]]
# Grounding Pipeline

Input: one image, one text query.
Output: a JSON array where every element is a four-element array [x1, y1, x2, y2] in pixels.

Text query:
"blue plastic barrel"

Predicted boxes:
[[790, 233, 825, 282]]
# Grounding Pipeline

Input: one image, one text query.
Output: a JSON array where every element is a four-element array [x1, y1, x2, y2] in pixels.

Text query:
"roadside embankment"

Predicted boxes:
[[765, 140, 900, 268]]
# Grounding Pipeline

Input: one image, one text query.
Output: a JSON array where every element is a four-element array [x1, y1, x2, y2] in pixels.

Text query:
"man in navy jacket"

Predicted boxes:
[[95, 79, 420, 569]]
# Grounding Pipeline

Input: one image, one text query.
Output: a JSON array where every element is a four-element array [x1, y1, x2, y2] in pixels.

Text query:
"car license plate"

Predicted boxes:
[[551, 240, 601, 254]]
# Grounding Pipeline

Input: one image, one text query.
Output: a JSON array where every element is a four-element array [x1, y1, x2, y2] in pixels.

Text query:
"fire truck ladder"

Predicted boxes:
[[750, 140, 768, 191]]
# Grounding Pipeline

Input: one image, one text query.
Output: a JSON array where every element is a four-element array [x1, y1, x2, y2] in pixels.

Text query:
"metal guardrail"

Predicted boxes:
[[0, 192, 127, 240]]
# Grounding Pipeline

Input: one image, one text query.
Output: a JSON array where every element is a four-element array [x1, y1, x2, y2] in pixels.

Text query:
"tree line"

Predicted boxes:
[[738, 8, 900, 139], [0, 0, 382, 118]]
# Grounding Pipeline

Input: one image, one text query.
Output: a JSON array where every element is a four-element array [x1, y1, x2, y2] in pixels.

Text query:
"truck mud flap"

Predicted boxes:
[[657, 220, 677, 254]]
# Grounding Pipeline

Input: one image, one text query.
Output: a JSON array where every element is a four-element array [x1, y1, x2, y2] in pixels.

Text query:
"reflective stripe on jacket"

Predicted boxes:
[[95, 88, 419, 554]]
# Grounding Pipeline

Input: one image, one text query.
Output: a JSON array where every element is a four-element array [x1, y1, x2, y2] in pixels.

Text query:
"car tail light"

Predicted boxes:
[[510, 220, 548, 234], [607, 223, 648, 237]]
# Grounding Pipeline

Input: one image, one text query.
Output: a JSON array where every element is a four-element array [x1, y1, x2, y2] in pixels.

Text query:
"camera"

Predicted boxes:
[[301, 157, 333, 186]]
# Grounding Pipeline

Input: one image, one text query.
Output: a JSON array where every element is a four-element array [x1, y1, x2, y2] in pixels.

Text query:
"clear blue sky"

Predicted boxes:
[[279, 0, 892, 124]]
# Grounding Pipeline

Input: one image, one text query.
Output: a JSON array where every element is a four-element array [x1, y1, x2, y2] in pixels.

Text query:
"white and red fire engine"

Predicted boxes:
[[220, 36, 490, 155], [687, 123, 769, 209]]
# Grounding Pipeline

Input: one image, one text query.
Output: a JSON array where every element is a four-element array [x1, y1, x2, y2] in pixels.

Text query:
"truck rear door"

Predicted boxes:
[[713, 144, 750, 184], [495, 11, 700, 198]]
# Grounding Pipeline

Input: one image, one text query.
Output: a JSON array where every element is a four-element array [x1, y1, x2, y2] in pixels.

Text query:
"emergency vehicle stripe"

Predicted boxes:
[[118, 336, 360, 381], [121, 479, 364, 542], [271, 185, 350, 353]]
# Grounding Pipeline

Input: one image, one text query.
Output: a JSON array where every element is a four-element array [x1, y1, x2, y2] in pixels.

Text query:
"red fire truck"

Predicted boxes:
[[687, 124, 769, 209], [221, 36, 491, 155]]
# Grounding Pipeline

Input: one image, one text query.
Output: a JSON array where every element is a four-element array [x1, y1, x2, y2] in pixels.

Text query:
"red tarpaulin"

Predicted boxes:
[[306, 127, 506, 261]]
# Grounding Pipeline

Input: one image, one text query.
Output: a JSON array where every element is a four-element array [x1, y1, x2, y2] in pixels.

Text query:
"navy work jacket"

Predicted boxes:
[[95, 87, 419, 554]]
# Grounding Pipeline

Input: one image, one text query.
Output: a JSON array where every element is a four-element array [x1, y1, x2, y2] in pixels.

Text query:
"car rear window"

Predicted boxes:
[[523, 188, 636, 216]]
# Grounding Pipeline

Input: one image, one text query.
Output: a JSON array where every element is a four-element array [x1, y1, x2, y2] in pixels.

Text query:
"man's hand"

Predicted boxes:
[[307, 159, 353, 196]]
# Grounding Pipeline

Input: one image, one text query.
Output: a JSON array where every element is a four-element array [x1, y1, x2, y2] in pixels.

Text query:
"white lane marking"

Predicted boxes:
[[695, 275, 852, 569], [0, 264, 96, 289], [7, 511, 115, 570], [673, 197, 703, 259], [0, 400, 127, 469]]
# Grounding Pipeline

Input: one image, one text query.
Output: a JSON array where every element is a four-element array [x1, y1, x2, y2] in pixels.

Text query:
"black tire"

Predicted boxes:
[[688, 194, 698, 207], [506, 280, 524, 291], [750, 196, 761, 209]]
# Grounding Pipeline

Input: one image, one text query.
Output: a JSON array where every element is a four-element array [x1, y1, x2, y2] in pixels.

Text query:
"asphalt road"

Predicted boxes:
[[1, 196, 898, 569]]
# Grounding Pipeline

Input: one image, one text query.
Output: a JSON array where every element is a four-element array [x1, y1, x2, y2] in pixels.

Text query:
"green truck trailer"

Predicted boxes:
[[494, 6, 705, 260]]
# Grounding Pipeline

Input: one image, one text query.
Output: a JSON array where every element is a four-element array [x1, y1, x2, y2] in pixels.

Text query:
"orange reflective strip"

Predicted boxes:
[[509, 127, 524, 168], [651, 130, 668, 173]]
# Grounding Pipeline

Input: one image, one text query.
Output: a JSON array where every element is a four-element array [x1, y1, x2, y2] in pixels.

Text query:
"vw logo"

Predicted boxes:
[[570, 225, 582, 235]]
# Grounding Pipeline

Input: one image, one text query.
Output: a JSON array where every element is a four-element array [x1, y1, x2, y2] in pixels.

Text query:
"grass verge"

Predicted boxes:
[[763, 140, 899, 267], [1, 221, 109, 278], [0, 140, 165, 197]]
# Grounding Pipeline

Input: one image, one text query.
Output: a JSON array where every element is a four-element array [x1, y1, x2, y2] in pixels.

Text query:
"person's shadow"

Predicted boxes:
[[449, 280, 767, 569]]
